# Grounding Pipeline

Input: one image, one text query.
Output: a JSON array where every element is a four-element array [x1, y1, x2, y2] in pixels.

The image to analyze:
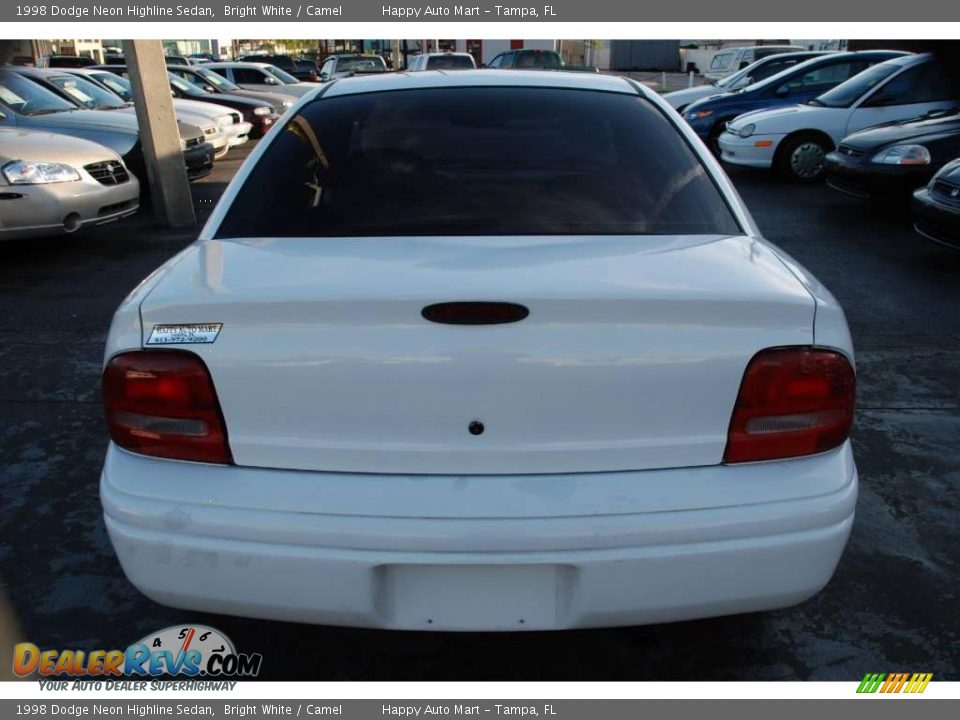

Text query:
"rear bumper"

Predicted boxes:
[[718, 132, 779, 169], [101, 443, 857, 631]]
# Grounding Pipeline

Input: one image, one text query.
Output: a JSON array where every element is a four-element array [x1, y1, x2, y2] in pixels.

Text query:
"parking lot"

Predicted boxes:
[[1, 141, 958, 681]]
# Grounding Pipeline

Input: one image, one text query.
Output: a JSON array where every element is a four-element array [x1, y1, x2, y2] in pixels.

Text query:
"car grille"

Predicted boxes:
[[932, 180, 960, 206], [84, 160, 130, 186], [184, 137, 203, 149], [838, 145, 864, 158]]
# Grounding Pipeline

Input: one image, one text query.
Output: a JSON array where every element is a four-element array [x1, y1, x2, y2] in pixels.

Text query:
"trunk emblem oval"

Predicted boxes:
[[421, 302, 529, 325]]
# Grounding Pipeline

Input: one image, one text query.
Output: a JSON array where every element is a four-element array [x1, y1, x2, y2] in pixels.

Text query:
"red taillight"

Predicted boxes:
[[724, 347, 855, 464], [103, 351, 232, 464]]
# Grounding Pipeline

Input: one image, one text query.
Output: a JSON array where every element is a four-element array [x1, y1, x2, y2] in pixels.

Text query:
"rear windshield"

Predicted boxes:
[[426, 55, 475, 70], [337, 57, 388, 73], [216, 87, 740, 238]]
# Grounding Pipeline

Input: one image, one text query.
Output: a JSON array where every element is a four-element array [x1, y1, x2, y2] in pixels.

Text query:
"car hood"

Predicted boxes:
[[934, 159, 960, 184], [231, 88, 296, 110], [22, 108, 140, 135], [0, 127, 123, 165], [663, 85, 727, 108], [729, 103, 841, 133], [841, 112, 960, 150], [172, 98, 238, 119], [201, 92, 270, 110]]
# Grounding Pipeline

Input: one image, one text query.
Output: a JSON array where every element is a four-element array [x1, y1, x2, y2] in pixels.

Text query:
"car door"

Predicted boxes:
[[846, 61, 960, 136]]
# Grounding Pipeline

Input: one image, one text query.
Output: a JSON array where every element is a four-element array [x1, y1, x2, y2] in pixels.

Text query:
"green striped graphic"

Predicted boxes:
[[857, 673, 886, 693]]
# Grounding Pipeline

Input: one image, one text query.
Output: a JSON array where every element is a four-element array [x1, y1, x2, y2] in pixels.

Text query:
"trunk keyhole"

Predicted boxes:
[[468, 421, 485, 436]]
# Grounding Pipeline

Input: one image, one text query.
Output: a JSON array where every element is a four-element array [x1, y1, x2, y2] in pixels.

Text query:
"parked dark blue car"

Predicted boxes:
[[683, 50, 909, 153]]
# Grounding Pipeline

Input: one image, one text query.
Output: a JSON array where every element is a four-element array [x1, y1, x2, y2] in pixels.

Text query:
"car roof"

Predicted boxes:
[[320, 69, 643, 99], [11, 66, 71, 79], [206, 62, 271, 69], [417, 52, 474, 58]]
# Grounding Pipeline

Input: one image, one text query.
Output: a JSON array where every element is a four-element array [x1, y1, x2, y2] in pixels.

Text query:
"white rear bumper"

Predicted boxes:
[[101, 443, 857, 630]]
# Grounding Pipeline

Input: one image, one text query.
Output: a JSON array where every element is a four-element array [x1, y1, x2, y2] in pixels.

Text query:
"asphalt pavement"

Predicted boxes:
[[0, 144, 958, 681]]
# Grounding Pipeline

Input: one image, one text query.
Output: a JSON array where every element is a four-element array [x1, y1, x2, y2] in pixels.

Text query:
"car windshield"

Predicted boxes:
[[192, 67, 242, 92], [0, 72, 77, 115], [217, 87, 741, 238], [426, 55, 475, 70], [263, 65, 301, 84], [811, 62, 902, 108], [709, 52, 733, 71], [737, 55, 831, 94], [169, 74, 208, 96], [48, 74, 127, 110], [337, 57, 388, 73], [90, 71, 133, 101]]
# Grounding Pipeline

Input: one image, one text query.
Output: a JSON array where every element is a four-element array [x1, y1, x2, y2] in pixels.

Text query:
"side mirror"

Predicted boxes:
[[775, 84, 791, 97], [264, 77, 279, 85], [204, 85, 215, 92]]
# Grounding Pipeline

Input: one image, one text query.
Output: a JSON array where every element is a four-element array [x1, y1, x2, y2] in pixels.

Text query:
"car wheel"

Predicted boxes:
[[707, 124, 727, 157], [777, 135, 830, 182]]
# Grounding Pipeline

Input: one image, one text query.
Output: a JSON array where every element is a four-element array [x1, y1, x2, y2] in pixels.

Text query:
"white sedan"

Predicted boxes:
[[100, 70, 857, 631], [718, 53, 959, 181]]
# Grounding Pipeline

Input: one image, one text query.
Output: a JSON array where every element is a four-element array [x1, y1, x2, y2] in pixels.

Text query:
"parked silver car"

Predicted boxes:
[[0, 128, 139, 240], [0, 68, 215, 183]]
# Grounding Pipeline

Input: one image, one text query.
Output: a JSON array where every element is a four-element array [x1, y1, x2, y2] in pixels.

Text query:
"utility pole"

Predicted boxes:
[[122, 40, 195, 228], [392, 39, 401, 70]]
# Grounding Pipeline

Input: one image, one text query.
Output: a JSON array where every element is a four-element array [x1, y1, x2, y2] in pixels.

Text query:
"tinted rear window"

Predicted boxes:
[[426, 55, 475, 70], [216, 87, 741, 238]]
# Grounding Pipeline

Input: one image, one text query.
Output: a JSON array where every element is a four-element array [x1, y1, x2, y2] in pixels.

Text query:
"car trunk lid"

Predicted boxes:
[[138, 234, 814, 475]]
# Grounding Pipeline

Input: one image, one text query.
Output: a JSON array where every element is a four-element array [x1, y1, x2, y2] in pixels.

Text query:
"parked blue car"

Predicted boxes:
[[683, 50, 909, 153]]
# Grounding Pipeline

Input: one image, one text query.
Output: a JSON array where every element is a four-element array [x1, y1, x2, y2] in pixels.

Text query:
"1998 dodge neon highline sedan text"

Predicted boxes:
[[100, 71, 858, 631]]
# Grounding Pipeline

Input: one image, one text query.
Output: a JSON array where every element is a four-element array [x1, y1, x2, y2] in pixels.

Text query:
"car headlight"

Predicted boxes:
[[2, 161, 80, 185], [253, 106, 272, 116], [738, 123, 755, 139], [871, 144, 931, 166], [686, 109, 713, 121], [215, 114, 234, 128]]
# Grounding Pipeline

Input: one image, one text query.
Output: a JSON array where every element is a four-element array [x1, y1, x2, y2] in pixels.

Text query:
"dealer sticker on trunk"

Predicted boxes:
[[146, 323, 222, 345]]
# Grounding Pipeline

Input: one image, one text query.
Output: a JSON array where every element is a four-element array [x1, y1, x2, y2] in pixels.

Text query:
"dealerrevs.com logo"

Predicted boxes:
[[13, 625, 262, 680]]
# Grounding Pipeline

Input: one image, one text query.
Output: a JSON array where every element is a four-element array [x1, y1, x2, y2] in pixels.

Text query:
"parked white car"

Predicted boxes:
[[406, 52, 477, 71], [1, 128, 139, 240], [719, 53, 960, 181], [664, 51, 832, 111], [204, 62, 317, 98], [101, 70, 857, 631], [703, 45, 806, 82], [60, 69, 250, 158]]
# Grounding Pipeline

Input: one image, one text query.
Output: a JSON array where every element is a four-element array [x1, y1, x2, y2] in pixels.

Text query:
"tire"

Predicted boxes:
[[707, 123, 727, 157], [776, 134, 831, 182]]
